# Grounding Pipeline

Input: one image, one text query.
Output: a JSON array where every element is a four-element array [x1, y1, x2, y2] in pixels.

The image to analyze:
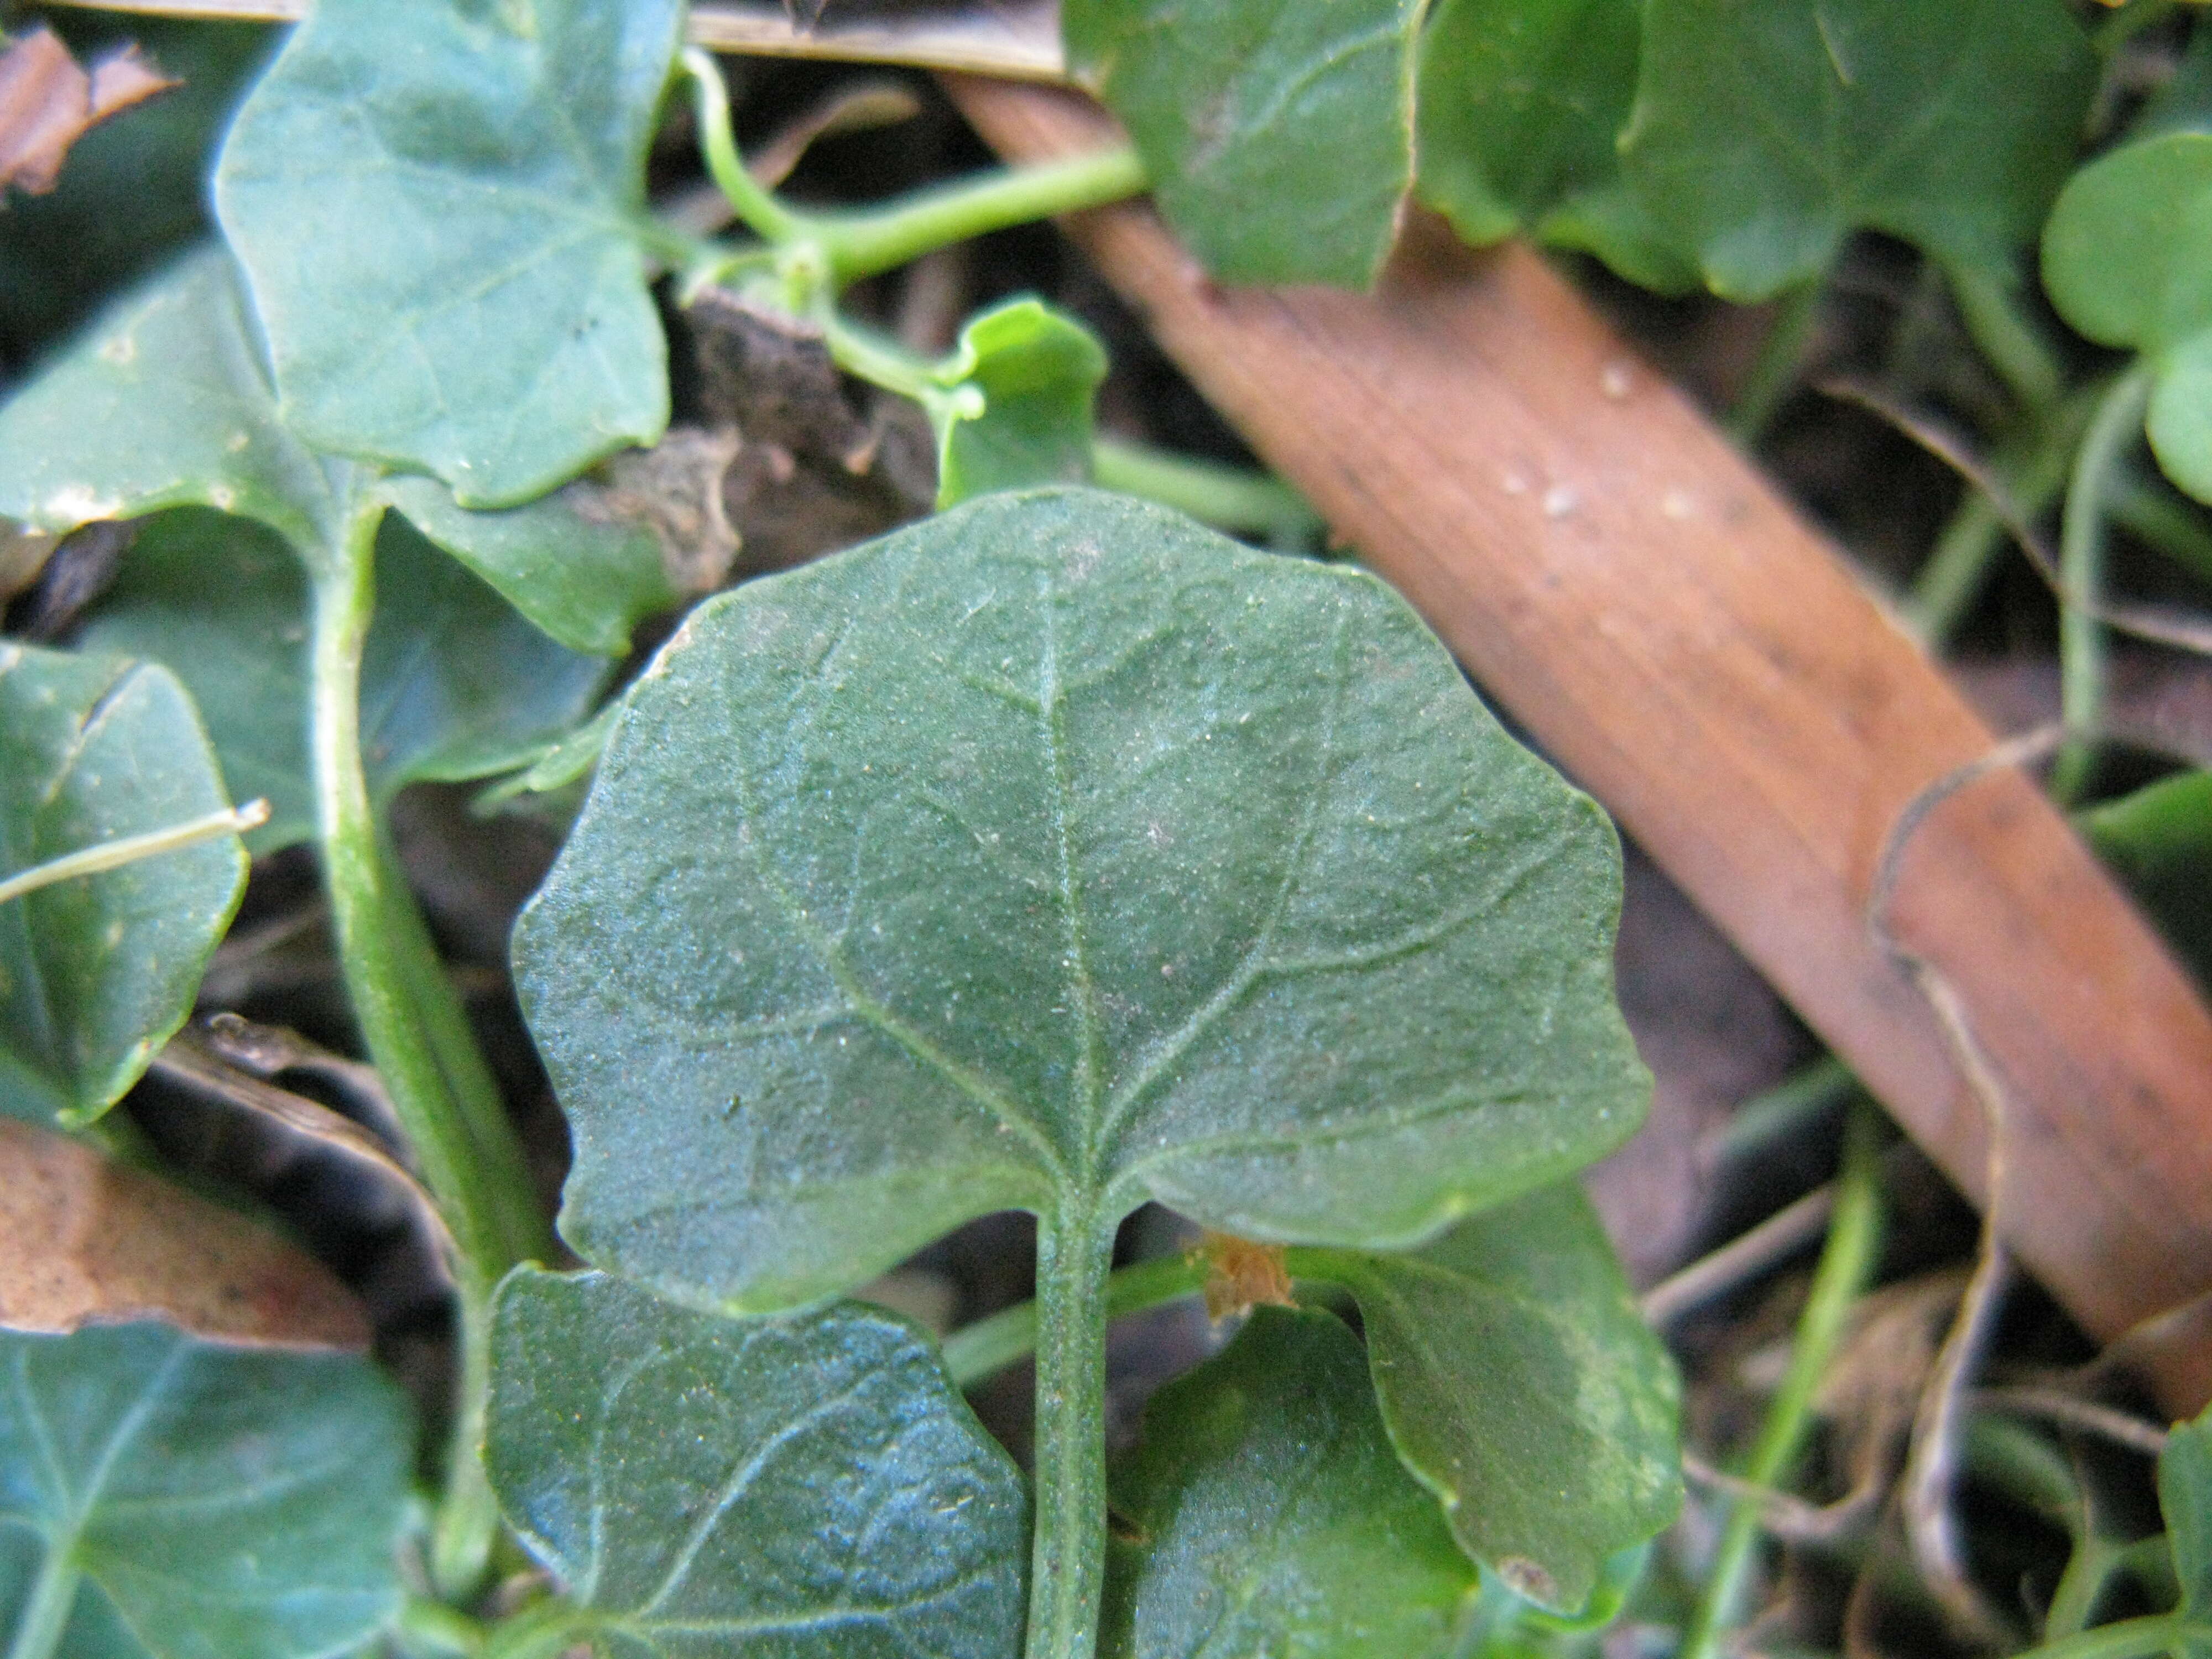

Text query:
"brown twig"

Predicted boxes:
[[1642, 1184, 1839, 1327]]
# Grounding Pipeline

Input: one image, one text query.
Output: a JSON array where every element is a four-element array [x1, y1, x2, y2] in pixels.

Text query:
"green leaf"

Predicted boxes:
[[2080, 769, 2212, 993], [1100, 1306, 1477, 1659], [76, 509, 611, 855], [375, 474, 675, 658], [2162, 1405, 2212, 1629], [1619, 0, 2096, 302], [0, 641, 247, 1125], [514, 487, 1646, 1313], [1296, 1183, 1681, 1613], [0, 248, 342, 554], [484, 1267, 1029, 1658], [2043, 135, 2212, 504], [931, 299, 1108, 509], [0, 1321, 411, 1659], [212, 0, 684, 508], [1061, 0, 1422, 288], [1413, 0, 1699, 293]]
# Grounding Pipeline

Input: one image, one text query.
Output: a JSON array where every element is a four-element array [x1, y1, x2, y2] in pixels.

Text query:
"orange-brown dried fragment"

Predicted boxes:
[[1196, 1232, 1296, 1321], [0, 26, 176, 196]]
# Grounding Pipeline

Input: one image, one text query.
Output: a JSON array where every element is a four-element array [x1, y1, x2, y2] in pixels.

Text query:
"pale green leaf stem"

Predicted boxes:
[[310, 492, 550, 1594], [1679, 1103, 1886, 1659], [2053, 364, 2154, 803], [0, 802, 265, 909]]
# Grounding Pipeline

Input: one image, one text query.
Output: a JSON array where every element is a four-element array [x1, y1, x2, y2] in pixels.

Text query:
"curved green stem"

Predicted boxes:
[[945, 1249, 1208, 1388], [1728, 278, 1823, 446], [1947, 261, 2063, 413], [1023, 1203, 1114, 1659], [1678, 1102, 1886, 1659], [2054, 366, 2154, 803], [1092, 436, 1322, 549], [1908, 383, 2096, 648], [5, 1552, 79, 1659], [310, 491, 544, 1597], [679, 47, 802, 247], [816, 147, 1146, 286]]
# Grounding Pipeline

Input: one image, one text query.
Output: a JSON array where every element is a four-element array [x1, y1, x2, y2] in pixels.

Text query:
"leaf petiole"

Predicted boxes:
[[4, 1551, 80, 1659], [0, 799, 268, 908], [1023, 1206, 1115, 1659], [309, 487, 548, 1597]]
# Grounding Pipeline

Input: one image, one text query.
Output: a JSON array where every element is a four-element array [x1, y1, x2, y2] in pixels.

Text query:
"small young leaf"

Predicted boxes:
[[0, 640, 247, 1125], [485, 1267, 1029, 1659], [0, 1321, 411, 1659], [1298, 1183, 1681, 1613], [931, 299, 1107, 508], [213, 0, 684, 507], [375, 474, 675, 658], [76, 509, 611, 855], [1100, 1306, 1477, 1659], [2043, 135, 2212, 503], [1619, 0, 2096, 302], [1061, 0, 1422, 288], [0, 247, 341, 554], [515, 488, 1645, 1314]]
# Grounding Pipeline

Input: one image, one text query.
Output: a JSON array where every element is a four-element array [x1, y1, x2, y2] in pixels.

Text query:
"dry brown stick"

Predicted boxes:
[[942, 76, 2212, 1413], [1641, 1184, 1838, 1327]]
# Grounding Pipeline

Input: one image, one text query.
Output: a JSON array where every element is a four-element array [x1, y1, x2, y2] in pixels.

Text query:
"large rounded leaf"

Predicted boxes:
[[514, 487, 1646, 1313], [485, 1269, 1028, 1658], [0, 1321, 411, 1659]]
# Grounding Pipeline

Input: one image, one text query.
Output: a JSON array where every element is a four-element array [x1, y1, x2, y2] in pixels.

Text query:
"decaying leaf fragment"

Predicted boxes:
[[0, 1115, 370, 1350], [1198, 1232, 1295, 1321], [0, 26, 175, 196]]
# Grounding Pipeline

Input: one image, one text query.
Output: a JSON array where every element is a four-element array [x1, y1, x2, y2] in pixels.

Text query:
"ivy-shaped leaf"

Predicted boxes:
[[0, 641, 247, 1125], [1413, 0, 1698, 293], [76, 509, 611, 855], [213, 0, 683, 508], [515, 487, 1646, 1313], [1100, 1306, 1478, 1659], [1062, 0, 1422, 288], [931, 299, 1107, 509], [1296, 1183, 1681, 1613], [0, 1321, 411, 1659], [1618, 0, 2096, 302], [2043, 135, 2212, 504], [484, 1267, 1029, 1658]]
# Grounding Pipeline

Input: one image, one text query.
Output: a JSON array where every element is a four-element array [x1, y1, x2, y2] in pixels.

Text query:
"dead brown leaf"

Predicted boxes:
[[0, 1115, 369, 1350], [0, 27, 176, 196]]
